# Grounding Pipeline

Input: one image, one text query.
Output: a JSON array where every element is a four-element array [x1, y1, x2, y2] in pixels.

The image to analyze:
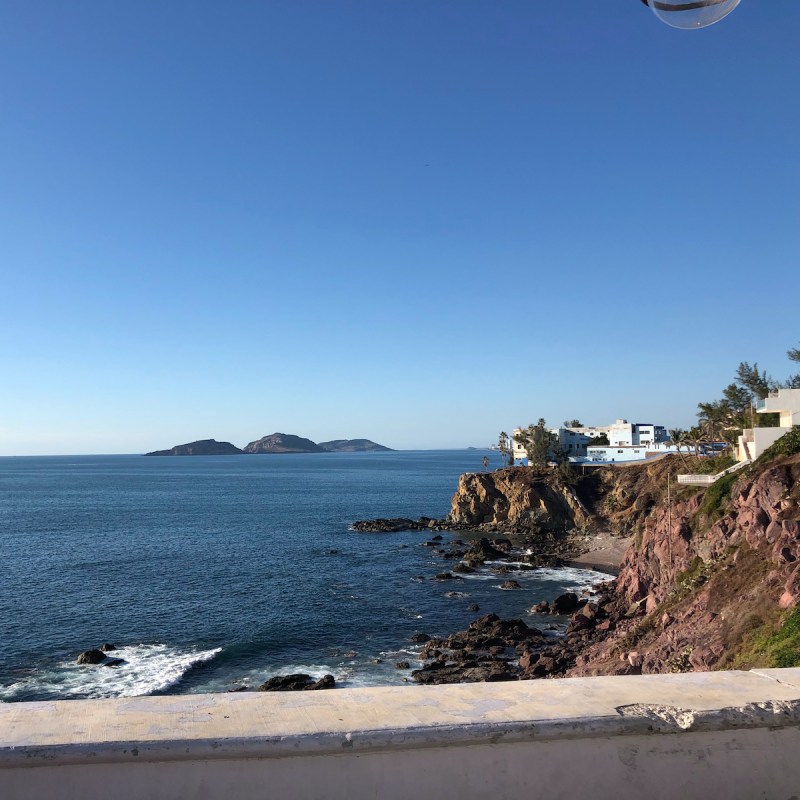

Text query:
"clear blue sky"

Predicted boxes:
[[1, 1, 798, 455]]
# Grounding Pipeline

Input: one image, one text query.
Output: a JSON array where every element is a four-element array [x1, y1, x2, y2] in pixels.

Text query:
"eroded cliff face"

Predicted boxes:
[[447, 458, 680, 537], [567, 454, 800, 676], [448, 468, 591, 532]]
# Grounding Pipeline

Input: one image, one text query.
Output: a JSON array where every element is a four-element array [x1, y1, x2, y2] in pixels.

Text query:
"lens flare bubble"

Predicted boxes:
[[646, 0, 741, 30]]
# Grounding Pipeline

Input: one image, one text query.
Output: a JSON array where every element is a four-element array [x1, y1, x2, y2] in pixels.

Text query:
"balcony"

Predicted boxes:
[[3, 670, 800, 799]]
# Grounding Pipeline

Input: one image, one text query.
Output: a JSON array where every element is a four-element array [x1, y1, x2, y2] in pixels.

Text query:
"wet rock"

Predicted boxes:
[[452, 562, 475, 574], [551, 592, 580, 615], [259, 673, 315, 691], [309, 674, 336, 690], [395, 661, 411, 669], [467, 603, 480, 611], [500, 580, 521, 590], [102, 658, 125, 667], [77, 649, 107, 665], [410, 633, 431, 643], [100, 643, 117, 652], [435, 572, 463, 581]]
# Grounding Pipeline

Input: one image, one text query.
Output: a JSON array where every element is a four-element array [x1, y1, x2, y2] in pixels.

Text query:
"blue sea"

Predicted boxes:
[[0, 451, 605, 701]]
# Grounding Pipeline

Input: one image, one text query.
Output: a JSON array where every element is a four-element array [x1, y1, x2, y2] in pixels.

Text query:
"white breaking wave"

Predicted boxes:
[[0, 643, 221, 701]]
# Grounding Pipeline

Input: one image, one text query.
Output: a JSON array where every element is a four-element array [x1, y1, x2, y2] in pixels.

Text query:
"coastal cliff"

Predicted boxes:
[[567, 447, 800, 676], [446, 458, 678, 540], [448, 468, 591, 532], [410, 437, 800, 683]]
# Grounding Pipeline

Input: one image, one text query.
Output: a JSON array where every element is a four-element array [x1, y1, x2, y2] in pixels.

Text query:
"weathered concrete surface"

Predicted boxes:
[[3, 670, 800, 799]]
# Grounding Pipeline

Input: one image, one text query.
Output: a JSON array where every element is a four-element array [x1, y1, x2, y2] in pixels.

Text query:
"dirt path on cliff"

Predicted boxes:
[[566, 530, 631, 575]]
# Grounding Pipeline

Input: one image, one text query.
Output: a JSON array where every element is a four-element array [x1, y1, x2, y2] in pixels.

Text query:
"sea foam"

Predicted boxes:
[[0, 643, 221, 702]]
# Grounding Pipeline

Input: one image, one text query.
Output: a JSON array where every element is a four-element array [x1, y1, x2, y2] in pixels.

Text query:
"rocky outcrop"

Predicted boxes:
[[258, 673, 336, 691], [145, 439, 244, 456], [243, 433, 326, 454], [76, 649, 107, 665], [319, 439, 393, 452], [351, 517, 446, 532], [448, 468, 592, 533]]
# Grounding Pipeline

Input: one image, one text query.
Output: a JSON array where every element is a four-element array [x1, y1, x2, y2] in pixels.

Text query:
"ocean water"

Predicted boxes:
[[0, 451, 606, 701]]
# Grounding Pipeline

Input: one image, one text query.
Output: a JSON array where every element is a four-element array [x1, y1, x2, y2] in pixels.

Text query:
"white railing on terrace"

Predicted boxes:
[[678, 458, 751, 487]]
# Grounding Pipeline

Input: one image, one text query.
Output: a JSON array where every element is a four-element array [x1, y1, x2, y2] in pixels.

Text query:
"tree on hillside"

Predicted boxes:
[[686, 427, 704, 459], [735, 362, 777, 400], [787, 343, 800, 388], [514, 419, 555, 467], [498, 431, 513, 467], [669, 428, 690, 467]]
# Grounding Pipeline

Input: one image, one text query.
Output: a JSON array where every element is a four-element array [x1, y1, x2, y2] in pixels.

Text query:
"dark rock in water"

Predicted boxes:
[[452, 563, 475, 574], [500, 580, 521, 590], [431, 534, 443, 542], [77, 649, 107, 665], [102, 658, 125, 667], [463, 537, 507, 565], [352, 517, 447, 533], [100, 643, 117, 652], [258, 673, 336, 691], [327, 549, 339, 555], [435, 572, 463, 581], [395, 661, 411, 669], [309, 674, 336, 690], [259, 673, 315, 691], [552, 592, 580, 615], [353, 518, 417, 533], [410, 633, 431, 643], [467, 604, 480, 611], [228, 686, 249, 692]]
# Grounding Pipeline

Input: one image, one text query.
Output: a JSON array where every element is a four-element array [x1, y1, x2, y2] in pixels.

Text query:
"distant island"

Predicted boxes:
[[318, 439, 392, 452], [145, 433, 393, 456], [243, 433, 326, 454], [145, 439, 244, 456]]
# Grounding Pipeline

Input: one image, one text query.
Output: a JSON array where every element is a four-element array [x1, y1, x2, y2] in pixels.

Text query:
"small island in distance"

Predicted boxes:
[[144, 434, 393, 456]]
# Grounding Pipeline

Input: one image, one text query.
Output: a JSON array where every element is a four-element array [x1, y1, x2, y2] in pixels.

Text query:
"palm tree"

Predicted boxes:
[[685, 428, 703, 460], [669, 428, 689, 468]]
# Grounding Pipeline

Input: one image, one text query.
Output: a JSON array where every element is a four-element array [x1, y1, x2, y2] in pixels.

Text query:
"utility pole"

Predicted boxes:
[[667, 471, 673, 567]]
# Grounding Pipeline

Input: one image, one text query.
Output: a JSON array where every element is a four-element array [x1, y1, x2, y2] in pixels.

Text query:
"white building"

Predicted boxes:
[[512, 424, 610, 462], [512, 420, 673, 464], [737, 388, 800, 461], [607, 419, 669, 447]]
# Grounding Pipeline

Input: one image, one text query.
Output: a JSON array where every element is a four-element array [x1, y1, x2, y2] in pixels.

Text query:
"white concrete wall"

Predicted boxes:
[[760, 388, 800, 428], [3, 670, 800, 800], [586, 445, 649, 462], [738, 427, 790, 461]]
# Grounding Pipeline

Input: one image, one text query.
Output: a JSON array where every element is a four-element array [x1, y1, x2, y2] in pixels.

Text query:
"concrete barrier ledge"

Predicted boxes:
[[2, 668, 800, 768]]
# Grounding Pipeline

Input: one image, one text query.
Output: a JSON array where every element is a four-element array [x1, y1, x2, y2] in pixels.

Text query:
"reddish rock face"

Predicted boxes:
[[567, 455, 800, 678]]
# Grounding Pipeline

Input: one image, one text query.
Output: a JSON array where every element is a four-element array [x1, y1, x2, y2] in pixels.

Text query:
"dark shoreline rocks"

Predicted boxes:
[[258, 673, 336, 691], [351, 517, 448, 532]]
